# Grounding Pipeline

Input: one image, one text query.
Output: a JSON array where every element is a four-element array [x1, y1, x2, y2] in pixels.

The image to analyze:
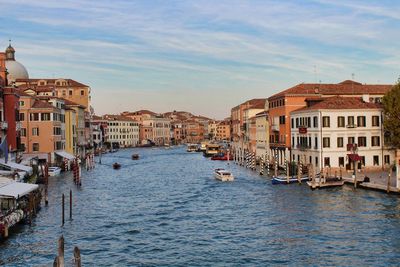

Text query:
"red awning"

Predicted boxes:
[[348, 154, 362, 161]]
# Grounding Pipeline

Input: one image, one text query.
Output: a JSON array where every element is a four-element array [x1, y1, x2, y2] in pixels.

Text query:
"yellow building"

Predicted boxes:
[[64, 100, 86, 157], [65, 107, 77, 155]]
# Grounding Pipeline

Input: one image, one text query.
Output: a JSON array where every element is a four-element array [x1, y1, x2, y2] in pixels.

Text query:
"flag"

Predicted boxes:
[[0, 135, 8, 163]]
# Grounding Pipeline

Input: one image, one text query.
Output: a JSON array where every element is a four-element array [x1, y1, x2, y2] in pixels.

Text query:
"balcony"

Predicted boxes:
[[16, 122, 22, 131], [271, 124, 279, 132], [1, 121, 8, 130], [297, 144, 311, 151]]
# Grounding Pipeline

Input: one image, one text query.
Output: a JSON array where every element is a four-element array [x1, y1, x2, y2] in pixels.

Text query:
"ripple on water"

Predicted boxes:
[[1, 147, 400, 266]]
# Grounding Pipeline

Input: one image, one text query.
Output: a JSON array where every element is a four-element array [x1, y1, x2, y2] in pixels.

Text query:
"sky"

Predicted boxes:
[[0, 0, 399, 119]]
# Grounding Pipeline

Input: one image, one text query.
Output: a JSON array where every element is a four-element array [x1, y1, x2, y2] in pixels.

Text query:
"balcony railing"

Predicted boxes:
[[271, 124, 279, 131], [297, 144, 311, 151]]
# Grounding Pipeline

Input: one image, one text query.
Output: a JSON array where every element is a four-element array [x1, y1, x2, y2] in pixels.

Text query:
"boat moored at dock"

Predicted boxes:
[[48, 167, 61, 176], [272, 176, 310, 184]]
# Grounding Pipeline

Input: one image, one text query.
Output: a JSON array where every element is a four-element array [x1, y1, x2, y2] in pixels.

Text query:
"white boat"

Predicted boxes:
[[214, 168, 234, 182], [48, 167, 61, 176]]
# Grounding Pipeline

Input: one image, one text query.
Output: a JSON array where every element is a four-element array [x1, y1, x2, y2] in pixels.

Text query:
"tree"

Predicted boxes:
[[382, 79, 400, 150]]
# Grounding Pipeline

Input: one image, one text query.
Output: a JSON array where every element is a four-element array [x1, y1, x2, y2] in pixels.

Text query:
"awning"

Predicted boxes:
[[55, 151, 75, 160], [0, 182, 39, 199], [0, 159, 33, 175], [348, 154, 362, 161]]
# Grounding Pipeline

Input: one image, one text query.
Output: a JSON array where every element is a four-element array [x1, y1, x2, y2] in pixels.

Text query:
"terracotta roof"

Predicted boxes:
[[269, 80, 392, 100], [103, 114, 137, 122], [31, 99, 55, 109], [293, 96, 381, 112], [16, 78, 89, 87]]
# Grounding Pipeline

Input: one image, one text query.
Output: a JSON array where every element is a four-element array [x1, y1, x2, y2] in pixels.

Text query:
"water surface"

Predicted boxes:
[[1, 147, 400, 266]]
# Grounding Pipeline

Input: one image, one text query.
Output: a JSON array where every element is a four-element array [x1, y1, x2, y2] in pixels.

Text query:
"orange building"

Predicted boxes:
[[216, 120, 231, 141], [183, 119, 205, 143], [268, 80, 393, 165], [19, 93, 65, 161]]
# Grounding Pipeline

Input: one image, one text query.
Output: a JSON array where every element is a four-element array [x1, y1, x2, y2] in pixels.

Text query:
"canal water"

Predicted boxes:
[[1, 146, 400, 266]]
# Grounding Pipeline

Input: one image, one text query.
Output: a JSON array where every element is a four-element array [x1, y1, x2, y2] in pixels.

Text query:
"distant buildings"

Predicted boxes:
[[102, 115, 139, 148]]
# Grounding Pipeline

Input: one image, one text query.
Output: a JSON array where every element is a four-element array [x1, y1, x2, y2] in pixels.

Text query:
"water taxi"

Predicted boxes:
[[203, 144, 220, 157], [186, 144, 198, 152], [214, 168, 234, 181], [48, 167, 61, 176]]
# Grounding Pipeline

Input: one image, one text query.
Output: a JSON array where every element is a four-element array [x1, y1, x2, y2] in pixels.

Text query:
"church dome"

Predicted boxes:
[[4, 42, 29, 82], [5, 60, 29, 81]]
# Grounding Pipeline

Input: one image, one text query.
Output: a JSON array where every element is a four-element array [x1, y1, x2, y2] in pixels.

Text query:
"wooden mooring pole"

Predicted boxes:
[[387, 169, 391, 193], [74, 247, 82, 267], [53, 235, 65, 267], [62, 194, 65, 226], [70, 189, 72, 220]]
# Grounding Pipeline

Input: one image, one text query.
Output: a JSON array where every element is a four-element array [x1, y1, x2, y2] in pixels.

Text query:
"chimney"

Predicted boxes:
[[362, 94, 369, 103]]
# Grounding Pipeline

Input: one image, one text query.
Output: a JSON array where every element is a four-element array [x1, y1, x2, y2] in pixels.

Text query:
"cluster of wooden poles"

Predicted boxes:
[[233, 149, 319, 184], [53, 235, 81, 267]]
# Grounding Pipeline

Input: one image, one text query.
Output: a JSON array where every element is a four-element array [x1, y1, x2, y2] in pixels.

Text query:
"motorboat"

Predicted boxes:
[[132, 154, 139, 160], [187, 144, 198, 152], [214, 168, 234, 182], [48, 166, 61, 176], [272, 176, 310, 184], [113, 163, 121, 169]]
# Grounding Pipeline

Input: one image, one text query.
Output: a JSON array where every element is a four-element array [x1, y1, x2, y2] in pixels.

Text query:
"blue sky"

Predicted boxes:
[[0, 0, 399, 119]]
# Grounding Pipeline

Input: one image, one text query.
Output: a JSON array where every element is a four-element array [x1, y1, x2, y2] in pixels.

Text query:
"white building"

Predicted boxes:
[[290, 96, 395, 172], [243, 106, 264, 151], [104, 115, 139, 148], [255, 111, 269, 159], [143, 116, 170, 145]]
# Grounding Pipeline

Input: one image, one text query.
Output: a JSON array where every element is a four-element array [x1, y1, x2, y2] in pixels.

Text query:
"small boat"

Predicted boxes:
[[113, 163, 121, 169], [211, 153, 233, 161], [214, 168, 234, 182], [48, 167, 61, 176], [186, 144, 198, 152], [131, 154, 139, 160], [272, 175, 310, 184]]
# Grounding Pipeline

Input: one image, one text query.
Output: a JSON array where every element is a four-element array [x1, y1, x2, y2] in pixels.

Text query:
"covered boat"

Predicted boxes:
[[214, 168, 234, 182]]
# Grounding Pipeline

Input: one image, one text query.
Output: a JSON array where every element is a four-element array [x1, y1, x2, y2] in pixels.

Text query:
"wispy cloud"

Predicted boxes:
[[0, 0, 398, 118]]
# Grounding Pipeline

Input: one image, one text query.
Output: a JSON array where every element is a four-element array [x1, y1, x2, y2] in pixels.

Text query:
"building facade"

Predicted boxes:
[[268, 80, 393, 166], [104, 115, 139, 148], [290, 96, 395, 172]]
